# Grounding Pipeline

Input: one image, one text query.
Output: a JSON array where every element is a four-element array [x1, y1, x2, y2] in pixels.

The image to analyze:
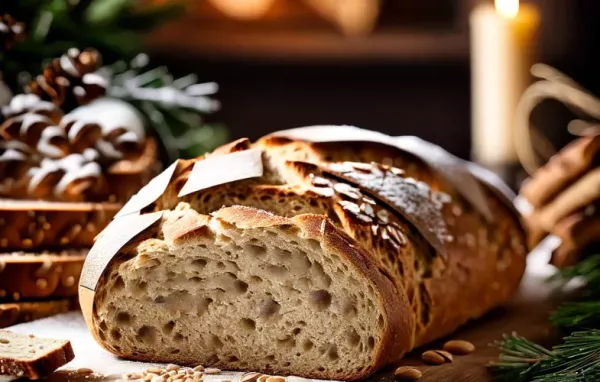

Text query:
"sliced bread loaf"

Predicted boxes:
[[0, 330, 74, 380], [0, 300, 75, 328], [92, 206, 412, 380]]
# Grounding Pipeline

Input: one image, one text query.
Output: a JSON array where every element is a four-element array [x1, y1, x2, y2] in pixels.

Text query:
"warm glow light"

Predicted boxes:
[[207, 0, 275, 20], [495, 0, 519, 18]]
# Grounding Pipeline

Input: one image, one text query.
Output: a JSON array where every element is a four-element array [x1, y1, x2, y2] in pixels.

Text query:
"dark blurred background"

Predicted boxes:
[[146, 0, 599, 159]]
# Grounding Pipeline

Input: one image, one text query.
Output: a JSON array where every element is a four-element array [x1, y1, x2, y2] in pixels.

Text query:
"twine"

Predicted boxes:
[[515, 64, 600, 175]]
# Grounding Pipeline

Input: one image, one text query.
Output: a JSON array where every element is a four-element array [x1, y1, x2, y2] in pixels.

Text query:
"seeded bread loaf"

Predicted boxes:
[[0, 330, 74, 380], [81, 126, 526, 380]]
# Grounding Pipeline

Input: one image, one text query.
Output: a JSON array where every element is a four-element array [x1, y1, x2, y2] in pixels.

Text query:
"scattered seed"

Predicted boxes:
[[266, 377, 285, 382], [257, 375, 270, 382], [394, 366, 422, 380], [166, 364, 180, 372], [421, 350, 446, 365], [241, 372, 262, 382], [147, 368, 163, 375], [185, 379, 193, 382], [443, 340, 475, 355], [204, 368, 221, 375], [77, 368, 94, 375], [151, 376, 166, 382], [436, 350, 453, 363], [193, 366, 204, 372]]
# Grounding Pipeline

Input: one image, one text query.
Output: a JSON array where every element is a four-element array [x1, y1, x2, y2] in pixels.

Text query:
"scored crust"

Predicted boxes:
[[91, 206, 413, 380]]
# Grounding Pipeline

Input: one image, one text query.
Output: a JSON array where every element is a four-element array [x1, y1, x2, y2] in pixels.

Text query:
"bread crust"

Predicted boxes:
[[0, 299, 76, 328]]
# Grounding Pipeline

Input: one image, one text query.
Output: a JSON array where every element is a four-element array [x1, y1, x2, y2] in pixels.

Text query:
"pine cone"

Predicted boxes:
[[0, 96, 149, 202], [0, 14, 25, 52], [27, 48, 108, 111]]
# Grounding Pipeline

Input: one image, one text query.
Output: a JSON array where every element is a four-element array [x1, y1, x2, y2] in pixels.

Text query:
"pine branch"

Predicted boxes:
[[550, 302, 600, 330], [492, 331, 600, 382]]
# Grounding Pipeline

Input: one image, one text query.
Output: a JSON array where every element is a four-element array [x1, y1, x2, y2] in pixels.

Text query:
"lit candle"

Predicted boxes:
[[470, 0, 540, 167]]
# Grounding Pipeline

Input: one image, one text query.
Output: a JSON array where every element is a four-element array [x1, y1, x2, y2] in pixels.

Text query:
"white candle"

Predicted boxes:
[[470, 0, 540, 165]]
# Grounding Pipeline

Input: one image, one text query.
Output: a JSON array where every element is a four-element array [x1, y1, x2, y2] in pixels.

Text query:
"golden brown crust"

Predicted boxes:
[[0, 200, 119, 251]]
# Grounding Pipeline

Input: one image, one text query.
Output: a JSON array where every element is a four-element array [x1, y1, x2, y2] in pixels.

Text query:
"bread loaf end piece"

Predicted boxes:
[[92, 206, 412, 380], [0, 330, 74, 380]]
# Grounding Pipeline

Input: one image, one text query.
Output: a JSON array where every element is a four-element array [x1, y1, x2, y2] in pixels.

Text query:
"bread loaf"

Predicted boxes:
[[81, 126, 526, 380]]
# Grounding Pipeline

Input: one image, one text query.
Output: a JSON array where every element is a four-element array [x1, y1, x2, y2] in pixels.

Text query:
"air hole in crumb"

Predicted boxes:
[[346, 329, 361, 347], [298, 320, 307, 326], [116, 312, 131, 325], [284, 362, 291, 367], [228, 356, 239, 362], [267, 265, 287, 277], [137, 326, 155, 344], [250, 275, 263, 283], [245, 244, 267, 258], [277, 337, 295, 349], [163, 321, 175, 334], [174, 333, 184, 342], [211, 335, 223, 348], [191, 259, 207, 270], [99, 321, 108, 331], [113, 277, 125, 291], [170, 349, 180, 354], [368, 336, 375, 349], [318, 367, 325, 372], [189, 276, 202, 283], [110, 329, 121, 340], [378, 314, 384, 327], [265, 355, 275, 361], [302, 340, 314, 351], [328, 345, 339, 361], [260, 298, 281, 318], [154, 296, 165, 304], [98, 331, 106, 341], [240, 318, 256, 331], [234, 280, 249, 294], [292, 328, 301, 335], [310, 290, 332, 311], [217, 262, 226, 269]]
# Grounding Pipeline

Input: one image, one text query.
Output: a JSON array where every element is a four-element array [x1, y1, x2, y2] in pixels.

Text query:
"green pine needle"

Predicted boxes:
[[492, 254, 600, 382]]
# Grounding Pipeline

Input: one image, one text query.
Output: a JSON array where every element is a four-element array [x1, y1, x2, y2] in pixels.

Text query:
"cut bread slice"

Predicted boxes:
[[0, 249, 87, 302], [0, 299, 76, 329], [0, 199, 120, 251], [0, 330, 74, 380], [92, 206, 413, 380]]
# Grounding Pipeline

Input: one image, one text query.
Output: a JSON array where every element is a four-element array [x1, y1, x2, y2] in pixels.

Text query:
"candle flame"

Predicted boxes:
[[495, 0, 519, 18]]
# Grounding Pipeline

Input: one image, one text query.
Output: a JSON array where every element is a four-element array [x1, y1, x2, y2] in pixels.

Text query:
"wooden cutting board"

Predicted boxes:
[[11, 252, 566, 382]]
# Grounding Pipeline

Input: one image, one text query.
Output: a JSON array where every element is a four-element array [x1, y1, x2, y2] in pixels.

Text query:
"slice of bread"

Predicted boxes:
[[0, 330, 74, 380], [0, 250, 88, 302], [0, 199, 120, 251], [92, 206, 413, 380]]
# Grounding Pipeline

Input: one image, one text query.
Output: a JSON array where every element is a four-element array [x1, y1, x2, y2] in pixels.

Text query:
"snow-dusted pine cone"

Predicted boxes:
[[27, 48, 108, 111], [0, 14, 25, 52], [0, 95, 157, 202]]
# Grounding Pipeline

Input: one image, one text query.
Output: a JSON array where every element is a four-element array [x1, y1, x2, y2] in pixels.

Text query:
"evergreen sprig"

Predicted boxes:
[[492, 331, 600, 382], [492, 254, 600, 382], [0, 0, 184, 92], [104, 55, 227, 160]]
